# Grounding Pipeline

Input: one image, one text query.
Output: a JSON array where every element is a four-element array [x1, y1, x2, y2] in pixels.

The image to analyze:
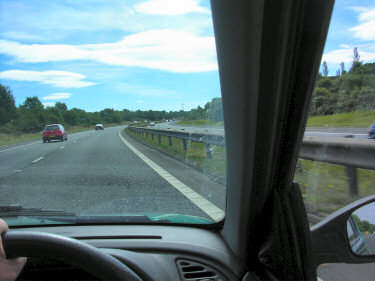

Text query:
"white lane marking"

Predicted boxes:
[[0, 141, 39, 153], [118, 131, 224, 221], [305, 132, 366, 136], [60, 146, 65, 150], [32, 157, 44, 163], [318, 277, 324, 281]]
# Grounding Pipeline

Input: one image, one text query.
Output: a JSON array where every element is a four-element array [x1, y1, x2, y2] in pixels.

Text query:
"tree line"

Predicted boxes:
[[311, 48, 375, 116], [0, 85, 224, 134]]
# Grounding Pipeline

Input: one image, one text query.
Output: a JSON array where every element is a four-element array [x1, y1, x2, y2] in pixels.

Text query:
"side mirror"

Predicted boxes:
[[311, 195, 375, 267], [347, 203, 375, 256]]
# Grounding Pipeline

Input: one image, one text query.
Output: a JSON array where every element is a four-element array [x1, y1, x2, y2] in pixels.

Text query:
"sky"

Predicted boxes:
[[0, 0, 375, 112]]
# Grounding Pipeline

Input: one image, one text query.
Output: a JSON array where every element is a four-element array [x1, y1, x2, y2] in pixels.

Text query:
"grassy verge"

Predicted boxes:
[[0, 132, 42, 147], [0, 122, 129, 147], [176, 120, 224, 127], [294, 159, 375, 215], [306, 111, 375, 127], [177, 111, 375, 128], [125, 128, 226, 182], [126, 127, 375, 217]]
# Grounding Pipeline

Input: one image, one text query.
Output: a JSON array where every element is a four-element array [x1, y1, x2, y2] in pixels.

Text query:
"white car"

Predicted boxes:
[[150, 122, 155, 126], [95, 124, 104, 130]]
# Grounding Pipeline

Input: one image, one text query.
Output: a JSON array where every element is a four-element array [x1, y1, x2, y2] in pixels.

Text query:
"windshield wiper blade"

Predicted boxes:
[[34, 215, 171, 224], [0, 206, 171, 224], [0, 205, 75, 218]]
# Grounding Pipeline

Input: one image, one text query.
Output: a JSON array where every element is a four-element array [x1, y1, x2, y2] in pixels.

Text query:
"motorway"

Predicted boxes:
[[150, 122, 370, 139], [1, 125, 375, 280], [0, 126, 225, 221]]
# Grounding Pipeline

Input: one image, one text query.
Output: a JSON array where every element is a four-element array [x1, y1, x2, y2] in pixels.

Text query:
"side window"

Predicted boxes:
[[295, 0, 375, 279]]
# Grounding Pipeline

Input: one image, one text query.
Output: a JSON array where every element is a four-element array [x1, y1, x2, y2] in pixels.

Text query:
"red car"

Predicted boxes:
[[42, 124, 68, 143]]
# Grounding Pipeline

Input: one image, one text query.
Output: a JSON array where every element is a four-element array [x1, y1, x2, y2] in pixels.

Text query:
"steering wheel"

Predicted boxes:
[[2, 231, 142, 281]]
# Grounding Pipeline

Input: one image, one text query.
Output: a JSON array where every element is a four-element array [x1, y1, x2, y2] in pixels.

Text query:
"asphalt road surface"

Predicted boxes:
[[0, 126, 225, 220], [1, 125, 375, 280]]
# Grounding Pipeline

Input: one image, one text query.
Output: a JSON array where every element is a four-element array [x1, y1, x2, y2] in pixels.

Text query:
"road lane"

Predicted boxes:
[[0, 126, 222, 220], [0, 129, 98, 178]]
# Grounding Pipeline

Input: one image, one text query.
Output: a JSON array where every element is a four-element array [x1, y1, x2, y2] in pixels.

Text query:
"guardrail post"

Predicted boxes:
[[151, 134, 154, 140], [146, 132, 148, 138], [182, 139, 187, 151], [205, 143, 212, 159], [345, 166, 358, 197], [158, 134, 161, 144], [168, 136, 172, 146]]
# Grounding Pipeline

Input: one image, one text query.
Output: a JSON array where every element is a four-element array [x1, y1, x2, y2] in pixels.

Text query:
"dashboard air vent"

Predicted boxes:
[[176, 259, 227, 281]]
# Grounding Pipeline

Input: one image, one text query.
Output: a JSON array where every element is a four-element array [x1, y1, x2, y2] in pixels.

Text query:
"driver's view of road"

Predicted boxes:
[[1, 0, 375, 280], [0, 126, 225, 221]]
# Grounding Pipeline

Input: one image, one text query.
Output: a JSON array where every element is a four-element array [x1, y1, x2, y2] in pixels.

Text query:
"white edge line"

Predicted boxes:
[[118, 130, 224, 222], [318, 277, 324, 281], [0, 141, 40, 153], [32, 157, 44, 163]]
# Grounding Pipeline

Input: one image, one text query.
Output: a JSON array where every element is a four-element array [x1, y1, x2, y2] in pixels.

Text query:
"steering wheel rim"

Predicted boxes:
[[2, 231, 142, 281]]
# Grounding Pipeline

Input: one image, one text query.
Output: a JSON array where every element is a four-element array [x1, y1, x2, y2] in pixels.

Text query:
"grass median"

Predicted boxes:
[[125, 127, 226, 182], [177, 111, 375, 128]]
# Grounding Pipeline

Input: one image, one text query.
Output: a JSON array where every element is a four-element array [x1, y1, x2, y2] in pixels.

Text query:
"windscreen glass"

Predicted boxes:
[[0, 0, 225, 226]]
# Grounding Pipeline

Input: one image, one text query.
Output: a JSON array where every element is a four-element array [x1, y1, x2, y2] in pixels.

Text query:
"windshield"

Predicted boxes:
[[0, 0, 225, 226]]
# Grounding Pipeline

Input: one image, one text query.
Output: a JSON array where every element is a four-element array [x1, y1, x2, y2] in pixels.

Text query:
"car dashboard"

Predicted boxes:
[[12, 225, 245, 281]]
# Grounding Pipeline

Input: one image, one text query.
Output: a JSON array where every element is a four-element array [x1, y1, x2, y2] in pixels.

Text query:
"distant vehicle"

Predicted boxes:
[[150, 122, 155, 126], [95, 124, 104, 130], [42, 124, 67, 143], [133, 121, 138, 124], [368, 122, 375, 139]]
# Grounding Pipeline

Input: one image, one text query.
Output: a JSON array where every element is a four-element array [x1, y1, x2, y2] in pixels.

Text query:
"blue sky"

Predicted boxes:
[[0, 0, 375, 112]]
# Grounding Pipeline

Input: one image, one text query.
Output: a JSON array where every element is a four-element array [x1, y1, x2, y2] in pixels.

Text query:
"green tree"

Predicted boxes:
[[0, 84, 17, 125], [63, 110, 78, 126], [322, 61, 329, 76], [310, 87, 337, 115], [206, 98, 223, 122], [21, 96, 44, 112], [340, 62, 346, 75], [55, 102, 68, 112]]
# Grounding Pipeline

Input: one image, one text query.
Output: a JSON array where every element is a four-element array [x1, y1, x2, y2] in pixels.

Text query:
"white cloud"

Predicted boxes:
[[42, 93, 72, 100], [0, 70, 95, 88], [350, 6, 375, 41], [43, 102, 55, 107], [0, 29, 217, 73], [322, 45, 375, 64], [0, 40, 89, 63], [340, 44, 351, 49], [135, 0, 209, 15]]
